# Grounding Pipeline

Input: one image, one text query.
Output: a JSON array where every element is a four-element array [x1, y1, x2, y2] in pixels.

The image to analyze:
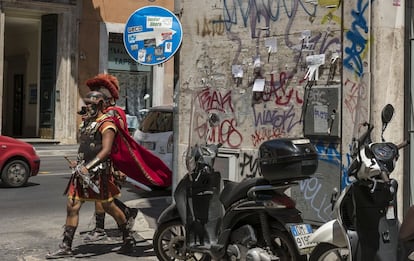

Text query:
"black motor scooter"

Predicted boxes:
[[153, 113, 319, 261]]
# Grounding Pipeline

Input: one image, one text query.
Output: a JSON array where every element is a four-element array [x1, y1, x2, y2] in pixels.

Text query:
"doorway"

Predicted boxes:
[[1, 13, 58, 139], [2, 54, 27, 137], [2, 15, 40, 137]]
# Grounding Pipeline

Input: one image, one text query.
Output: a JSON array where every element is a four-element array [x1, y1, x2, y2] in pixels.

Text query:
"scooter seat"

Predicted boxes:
[[220, 178, 270, 209]]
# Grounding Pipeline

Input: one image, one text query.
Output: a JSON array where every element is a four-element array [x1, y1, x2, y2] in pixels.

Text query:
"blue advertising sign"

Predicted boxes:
[[123, 6, 183, 66]]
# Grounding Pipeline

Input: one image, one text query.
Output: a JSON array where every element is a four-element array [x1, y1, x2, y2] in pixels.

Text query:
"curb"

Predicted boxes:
[[34, 144, 79, 157], [36, 150, 78, 157]]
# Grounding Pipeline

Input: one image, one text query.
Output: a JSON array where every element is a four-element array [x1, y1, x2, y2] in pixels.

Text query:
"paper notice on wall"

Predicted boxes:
[[304, 54, 326, 80], [253, 78, 265, 92], [306, 54, 325, 66], [265, 37, 277, 53], [301, 30, 311, 48], [254, 56, 261, 68], [314, 105, 328, 133], [232, 65, 244, 78]]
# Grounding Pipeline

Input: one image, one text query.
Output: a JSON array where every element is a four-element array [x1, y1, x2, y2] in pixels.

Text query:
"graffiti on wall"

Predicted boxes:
[[183, 0, 375, 223], [344, 78, 369, 124], [343, 0, 374, 77], [342, 0, 373, 189], [293, 140, 341, 222]]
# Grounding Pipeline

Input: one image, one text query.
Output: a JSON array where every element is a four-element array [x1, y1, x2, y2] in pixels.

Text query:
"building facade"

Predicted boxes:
[[175, 0, 411, 222], [0, 0, 174, 144]]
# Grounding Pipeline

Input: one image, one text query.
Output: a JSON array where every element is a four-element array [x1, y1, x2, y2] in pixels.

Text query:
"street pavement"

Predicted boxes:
[[32, 196, 172, 261], [25, 142, 173, 260]]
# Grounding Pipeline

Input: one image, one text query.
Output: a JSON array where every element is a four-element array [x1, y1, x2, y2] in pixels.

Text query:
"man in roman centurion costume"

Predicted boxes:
[[46, 90, 134, 258], [81, 73, 138, 243], [83, 72, 172, 189]]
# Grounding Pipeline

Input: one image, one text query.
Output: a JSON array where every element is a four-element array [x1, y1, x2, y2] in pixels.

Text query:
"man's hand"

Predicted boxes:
[[69, 160, 77, 169], [75, 164, 89, 175], [113, 170, 127, 182], [117, 171, 127, 181], [64, 156, 78, 169]]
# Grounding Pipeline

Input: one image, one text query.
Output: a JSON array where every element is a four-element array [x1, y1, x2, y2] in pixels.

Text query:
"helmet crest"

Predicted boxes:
[[86, 74, 120, 100]]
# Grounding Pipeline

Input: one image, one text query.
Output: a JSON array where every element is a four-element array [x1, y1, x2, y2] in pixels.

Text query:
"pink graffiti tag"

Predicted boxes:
[[208, 119, 243, 148], [343, 78, 368, 123], [251, 128, 285, 147], [197, 88, 234, 112], [193, 113, 242, 149]]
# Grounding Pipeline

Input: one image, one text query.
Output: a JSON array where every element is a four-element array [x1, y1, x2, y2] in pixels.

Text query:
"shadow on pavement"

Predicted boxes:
[[73, 228, 155, 258], [72, 242, 154, 259]]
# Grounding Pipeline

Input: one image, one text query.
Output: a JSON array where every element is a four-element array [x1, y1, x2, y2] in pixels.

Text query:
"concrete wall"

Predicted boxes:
[[177, 0, 405, 222]]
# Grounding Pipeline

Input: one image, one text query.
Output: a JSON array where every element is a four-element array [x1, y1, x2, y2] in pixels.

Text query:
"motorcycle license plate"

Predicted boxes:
[[289, 224, 316, 252]]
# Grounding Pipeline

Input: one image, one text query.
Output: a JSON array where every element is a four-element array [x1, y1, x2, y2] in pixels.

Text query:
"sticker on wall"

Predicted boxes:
[[253, 78, 265, 92], [232, 65, 243, 78], [304, 54, 326, 80], [123, 6, 183, 65], [253, 56, 261, 68], [313, 105, 328, 133], [265, 37, 277, 53]]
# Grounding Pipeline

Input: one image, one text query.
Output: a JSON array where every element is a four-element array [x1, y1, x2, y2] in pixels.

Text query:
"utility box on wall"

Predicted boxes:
[[304, 85, 340, 139]]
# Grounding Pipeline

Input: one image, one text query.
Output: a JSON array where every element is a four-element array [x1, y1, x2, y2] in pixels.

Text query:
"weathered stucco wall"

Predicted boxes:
[[177, 0, 405, 222]]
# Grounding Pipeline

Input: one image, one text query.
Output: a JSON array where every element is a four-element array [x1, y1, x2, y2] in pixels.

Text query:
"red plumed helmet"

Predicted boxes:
[[86, 74, 120, 100]]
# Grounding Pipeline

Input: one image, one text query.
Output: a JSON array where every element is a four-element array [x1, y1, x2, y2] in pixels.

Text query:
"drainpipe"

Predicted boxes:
[[403, 1, 412, 214], [172, 0, 182, 195]]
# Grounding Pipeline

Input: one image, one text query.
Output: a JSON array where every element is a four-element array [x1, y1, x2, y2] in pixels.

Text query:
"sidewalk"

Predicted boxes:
[[33, 143, 78, 157], [84, 195, 172, 260], [126, 196, 172, 242]]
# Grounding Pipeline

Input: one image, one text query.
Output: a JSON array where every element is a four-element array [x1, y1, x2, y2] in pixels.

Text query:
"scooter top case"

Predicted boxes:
[[259, 138, 318, 183]]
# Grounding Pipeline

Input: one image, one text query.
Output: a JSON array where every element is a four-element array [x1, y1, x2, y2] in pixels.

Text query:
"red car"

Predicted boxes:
[[0, 135, 41, 187]]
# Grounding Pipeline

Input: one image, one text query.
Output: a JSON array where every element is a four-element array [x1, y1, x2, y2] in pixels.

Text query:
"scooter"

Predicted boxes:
[[308, 104, 413, 261], [153, 114, 319, 261]]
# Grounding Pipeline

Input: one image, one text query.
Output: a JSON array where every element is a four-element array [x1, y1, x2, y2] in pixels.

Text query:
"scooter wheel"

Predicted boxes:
[[309, 242, 349, 261], [269, 229, 307, 261], [153, 219, 211, 261]]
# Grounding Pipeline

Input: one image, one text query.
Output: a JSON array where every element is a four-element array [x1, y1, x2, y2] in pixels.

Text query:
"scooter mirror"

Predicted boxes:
[[381, 104, 394, 124], [185, 145, 197, 173], [381, 104, 394, 142], [330, 187, 339, 211]]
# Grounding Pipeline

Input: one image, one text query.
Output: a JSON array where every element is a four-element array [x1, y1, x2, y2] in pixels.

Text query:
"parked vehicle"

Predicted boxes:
[[0, 136, 41, 187], [153, 112, 318, 260], [133, 105, 173, 170], [308, 104, 413, 261]]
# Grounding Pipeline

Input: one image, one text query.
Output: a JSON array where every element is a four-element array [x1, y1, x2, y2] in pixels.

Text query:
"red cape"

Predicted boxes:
[[105, 116, 172, 188]]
